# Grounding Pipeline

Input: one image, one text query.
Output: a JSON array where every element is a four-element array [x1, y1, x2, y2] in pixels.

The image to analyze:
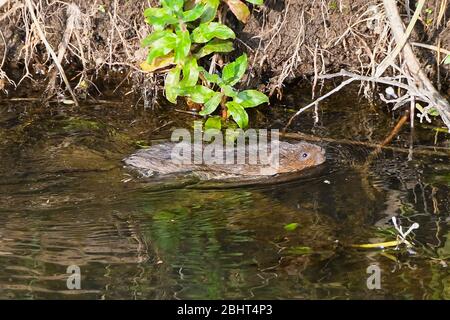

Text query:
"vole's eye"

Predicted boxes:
[[301, 152, 309, 159]]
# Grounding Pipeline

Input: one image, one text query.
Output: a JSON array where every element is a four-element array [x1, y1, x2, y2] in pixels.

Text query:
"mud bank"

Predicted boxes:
[[0, 0, 449, 100], [240, 0, 450, 95]]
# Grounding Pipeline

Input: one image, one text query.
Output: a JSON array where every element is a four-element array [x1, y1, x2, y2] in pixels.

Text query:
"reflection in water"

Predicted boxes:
[[0, 89, 449, 299]]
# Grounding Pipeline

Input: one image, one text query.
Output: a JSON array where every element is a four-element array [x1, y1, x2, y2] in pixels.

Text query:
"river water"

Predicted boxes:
[[0, 86, 449, 299]]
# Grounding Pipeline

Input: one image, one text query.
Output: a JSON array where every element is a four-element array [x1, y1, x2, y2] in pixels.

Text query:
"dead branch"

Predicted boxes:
[[365, 110, 410, 164], [46, 3, 82, 100], [381, 112, 410, 147], [411, 42, 450, 57], [286, 0, 450, 132], [375, 0, 425, 77], [284, 69, 424, 130], [285, 76, 355, 129], [382, 0, 450, 129]]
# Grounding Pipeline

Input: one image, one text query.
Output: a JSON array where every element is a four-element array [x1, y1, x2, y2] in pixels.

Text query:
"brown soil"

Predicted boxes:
[[0, 0, 159, 100], [239, 0, 450, 95]]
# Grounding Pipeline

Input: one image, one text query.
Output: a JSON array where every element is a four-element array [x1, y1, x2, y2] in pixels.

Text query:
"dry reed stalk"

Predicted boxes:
[[24, 0, 79, 106]]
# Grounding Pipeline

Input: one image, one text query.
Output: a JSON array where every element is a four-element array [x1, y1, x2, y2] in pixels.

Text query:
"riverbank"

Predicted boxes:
[[1, 1, 449, 102]]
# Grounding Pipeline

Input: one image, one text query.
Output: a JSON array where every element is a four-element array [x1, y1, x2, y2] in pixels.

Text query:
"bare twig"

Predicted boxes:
[[284, 69, 424, 130], [285, 76, 355, 130], [410, 42, 450, 57], [24, 0, 79, 106], [383, 0, 450, 130], [0, 0, 8, 11], [46, 3, 82, 99], [286, 1, 450, 132]]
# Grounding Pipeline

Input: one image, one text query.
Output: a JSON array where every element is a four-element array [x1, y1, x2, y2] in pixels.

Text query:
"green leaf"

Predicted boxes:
[[226, 101, 248, 128], [235, 90, 269, 108], [161, 0, 184, 14], [205, 116, 222, 130], [182, 4, 206, 22], [225, 0, 250, 23], [143, 7, 168, 18], [98, 4, 106, 13], [200, 92, 223, 115], [220, 84, 237, 98], [428, 107, 440, 117], [201, 0, 220, 23], [141, 30, 174, 48], [135, 140, 150, 148], [174, 30, 191, 63], [146, 33, 178, 64], [195, 39, 234, 58], [444, 55, 450, 65], [284, 223, 299, 231], [432, 127, 449, 133], [165, 66, 181, 103], [198, 67, 221, 84], [245, 0, 264, 4], [146, 46, 175, 65], [191, 22, 236, 43], [182, 85, 215, 103], [222, 54, 248, 85], [180, 57, 199, 87], [144, 7, 177, 27]]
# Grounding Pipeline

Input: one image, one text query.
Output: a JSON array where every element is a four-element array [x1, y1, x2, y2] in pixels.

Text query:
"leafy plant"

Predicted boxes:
[[186, 0, 264, 23], [141, 0, 268, 128]]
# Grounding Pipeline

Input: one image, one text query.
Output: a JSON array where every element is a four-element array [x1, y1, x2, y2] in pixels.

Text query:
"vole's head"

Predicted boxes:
[[278, 142, 326, 173]]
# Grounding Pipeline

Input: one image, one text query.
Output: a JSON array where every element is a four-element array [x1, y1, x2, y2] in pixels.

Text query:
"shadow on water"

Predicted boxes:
[[0, 85, 449, 299]]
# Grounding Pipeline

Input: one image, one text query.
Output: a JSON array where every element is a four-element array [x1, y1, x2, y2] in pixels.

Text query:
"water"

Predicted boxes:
[[0, 87, 449, 299]]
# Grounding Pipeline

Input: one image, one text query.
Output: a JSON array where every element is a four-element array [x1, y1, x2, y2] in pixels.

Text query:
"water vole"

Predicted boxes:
[[124, 141, 325, 180]]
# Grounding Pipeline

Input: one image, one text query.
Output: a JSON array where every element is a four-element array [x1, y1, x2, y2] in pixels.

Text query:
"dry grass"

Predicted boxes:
[[281, 0, 450, 132], [0, 0, 157, 103]]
